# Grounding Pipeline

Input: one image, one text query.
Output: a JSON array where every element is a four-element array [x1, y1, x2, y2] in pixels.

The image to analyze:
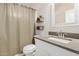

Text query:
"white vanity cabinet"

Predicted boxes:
[[35, 38, 79, 56]]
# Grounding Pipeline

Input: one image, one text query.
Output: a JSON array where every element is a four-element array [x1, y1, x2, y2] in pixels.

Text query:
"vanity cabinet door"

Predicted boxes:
[[35, 39, 50, 56], [35, 38, 78, 56]]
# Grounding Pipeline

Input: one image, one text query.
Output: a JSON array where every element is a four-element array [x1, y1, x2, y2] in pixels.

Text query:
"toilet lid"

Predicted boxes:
[[23, 44, 36, 51]]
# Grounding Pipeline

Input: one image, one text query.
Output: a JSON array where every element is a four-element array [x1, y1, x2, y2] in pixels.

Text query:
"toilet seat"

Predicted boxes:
[[23, 44, 36, 56]]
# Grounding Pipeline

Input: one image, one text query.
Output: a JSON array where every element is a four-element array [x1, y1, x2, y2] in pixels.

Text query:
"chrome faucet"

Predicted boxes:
[[62, 33, 65, 38], [57, 32, 64, 38], [56, 27, 65, 38], [57, 28, 65, 38]]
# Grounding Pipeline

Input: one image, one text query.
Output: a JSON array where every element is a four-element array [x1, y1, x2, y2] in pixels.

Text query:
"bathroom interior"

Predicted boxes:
[[0, 3, 79, 56]]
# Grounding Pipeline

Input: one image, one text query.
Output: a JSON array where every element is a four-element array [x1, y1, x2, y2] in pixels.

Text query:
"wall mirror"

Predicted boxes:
[[55, 3, 76, 25]]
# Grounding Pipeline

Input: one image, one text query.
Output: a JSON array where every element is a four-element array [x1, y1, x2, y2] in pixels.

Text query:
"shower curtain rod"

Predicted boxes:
[[14, 3, 36, 11]]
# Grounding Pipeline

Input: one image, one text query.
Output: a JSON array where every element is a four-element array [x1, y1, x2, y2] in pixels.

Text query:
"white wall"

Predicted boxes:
[[24, 3, 79, 35], [24, 3, 51, 36]]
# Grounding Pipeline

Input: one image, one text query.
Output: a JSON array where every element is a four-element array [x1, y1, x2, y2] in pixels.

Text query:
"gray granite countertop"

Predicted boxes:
[[34, 35, 79, 54]]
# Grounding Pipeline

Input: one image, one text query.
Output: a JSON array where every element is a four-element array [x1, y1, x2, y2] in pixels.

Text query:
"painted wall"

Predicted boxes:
[[24, 3, 51, 36], [24, 3, 79, 35]]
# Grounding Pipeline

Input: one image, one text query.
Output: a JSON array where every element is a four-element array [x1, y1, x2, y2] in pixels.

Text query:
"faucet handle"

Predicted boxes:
[[62, 33, 64, 38]]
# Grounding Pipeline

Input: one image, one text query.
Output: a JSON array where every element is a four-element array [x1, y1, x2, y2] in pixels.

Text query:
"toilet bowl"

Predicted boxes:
[[23, 44, 36, 56]]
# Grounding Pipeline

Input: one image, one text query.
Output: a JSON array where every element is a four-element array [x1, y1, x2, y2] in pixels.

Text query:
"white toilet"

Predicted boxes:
[[23, 44, 36, 56]]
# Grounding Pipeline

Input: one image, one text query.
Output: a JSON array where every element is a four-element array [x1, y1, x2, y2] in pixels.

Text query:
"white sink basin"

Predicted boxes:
[[48, 37, 71, 44]]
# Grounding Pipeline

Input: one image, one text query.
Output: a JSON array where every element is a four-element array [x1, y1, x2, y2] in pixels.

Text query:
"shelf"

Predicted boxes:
[[36, 21, 44, 23], [36, 26, 44, 30]]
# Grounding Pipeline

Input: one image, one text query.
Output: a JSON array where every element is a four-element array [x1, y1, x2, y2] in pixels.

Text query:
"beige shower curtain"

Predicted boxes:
[[0, 3, 35, 56], [0, 3, 9, 56]]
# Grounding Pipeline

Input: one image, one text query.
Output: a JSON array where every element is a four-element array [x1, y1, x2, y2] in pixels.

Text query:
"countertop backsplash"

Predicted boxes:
[[49, 32, 79, 39]]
